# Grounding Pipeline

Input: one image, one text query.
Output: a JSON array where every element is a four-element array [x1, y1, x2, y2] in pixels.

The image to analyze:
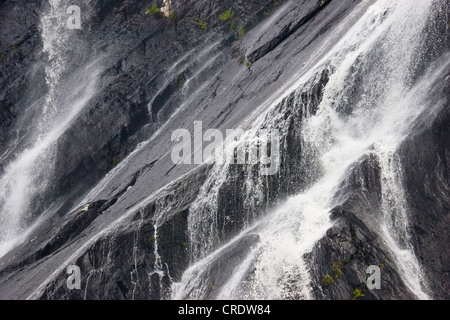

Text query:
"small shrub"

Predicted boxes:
[[219, 10, 237, 34], [237, 56, 252, 67], [168, 10, 178, 22], [194, 18, 208, 30], [219, 10, 235, 21], [182, 241, 188, 248], [238, 26, 245, 39], [352, 288, 365, 300], [229, 19, 236, 33], [113, 158, 120, 167], [321, 274, 334, 287], [332, 261, 343, 278], [178, 78, 185, 89], [146, 4, 161, 15]]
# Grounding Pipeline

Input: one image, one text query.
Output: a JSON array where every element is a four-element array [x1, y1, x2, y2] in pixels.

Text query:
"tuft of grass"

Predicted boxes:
[[229, 19, 236, 33], [321, 274, 334, 287], [168, 10, 178, 22], [332, 261, 343, 279], [238, 26, 245, 39], [351, 288, 365, 300], [146, 4, 161, 15], [194, 18, 208, 30], [219, 10, 237, 34], [113, 158, 120, 167], [237, 56, 252, 67], [178, 77, 185, 89], [219, 10, 235, 21]]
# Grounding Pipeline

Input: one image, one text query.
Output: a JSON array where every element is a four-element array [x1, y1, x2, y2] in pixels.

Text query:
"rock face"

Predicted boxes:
[[0, 0, 448, 300]]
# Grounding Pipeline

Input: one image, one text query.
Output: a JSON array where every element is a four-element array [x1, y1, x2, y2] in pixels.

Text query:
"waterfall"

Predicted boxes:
[[0, 0, 102, 257], [172, 0, 443, 300]]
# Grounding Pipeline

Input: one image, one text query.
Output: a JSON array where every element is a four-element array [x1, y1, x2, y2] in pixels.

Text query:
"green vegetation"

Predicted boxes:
[[168, 10, 178, 22], [332, 261, 343, 279], [351, 288, 365, 300], [238, 56, 252, 67], [344, 257, 351, 264], [178, 77, 185, 89], [264, 11, 270, 16], [194, 17, 208, 30], [274, 1, 279, 6], [238, 26, 245, 39], [321, 274, 334, 287], [146, 4, 161, 15], [182, 241, 188, 248], [113, 158, 120, 167], [230, 19, 236, 33], [0, 53, 5, 61], [219, 10, 235, 21], [219, 10, 237, 34], [379, 263, 385, 270]]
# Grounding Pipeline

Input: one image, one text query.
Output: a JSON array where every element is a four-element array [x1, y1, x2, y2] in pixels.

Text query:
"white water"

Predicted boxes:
[[0, 1, 102, 256], [1, 0, 442, 300], [173, 0, 442, 300]]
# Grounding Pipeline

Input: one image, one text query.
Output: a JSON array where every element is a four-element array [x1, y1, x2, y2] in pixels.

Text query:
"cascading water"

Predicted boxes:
[[173, 0, 445, 300], [0, 0, 102, 257]]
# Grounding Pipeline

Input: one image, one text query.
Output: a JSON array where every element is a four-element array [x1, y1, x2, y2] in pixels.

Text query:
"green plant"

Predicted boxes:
[[229, 19, 236, 33], [332, 261, 343, 278], [238, 26, 245, 39], [219, 10, 235, 21], [264, 11, 270, 16], [344, 257, 351, 264], [113, 158, 120, 167], [194, 17, 208, 30], [321, 274, 334, 287], [351, 288, 365, 300], [168, 10, 178, 22], [274, 1, 279, 6], [237, 56, 252, 67], [219, 10, 237, 34], [178, 77, 185, 89], [146, 4, 161, 15], [379, 263, 385, 270], [182, 241, 188, 248]]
